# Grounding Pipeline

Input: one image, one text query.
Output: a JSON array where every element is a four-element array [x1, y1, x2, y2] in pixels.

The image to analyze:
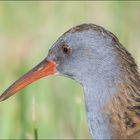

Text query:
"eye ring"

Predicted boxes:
[[62, 44, 72, 55]]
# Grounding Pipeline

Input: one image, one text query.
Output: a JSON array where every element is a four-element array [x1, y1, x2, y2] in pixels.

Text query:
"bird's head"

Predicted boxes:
[[0, 24, 119, 101]]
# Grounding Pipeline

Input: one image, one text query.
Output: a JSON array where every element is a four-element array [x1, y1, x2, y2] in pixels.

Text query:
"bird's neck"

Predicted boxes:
[[83, 70, 119, 139], [82, 45, 140, 139]]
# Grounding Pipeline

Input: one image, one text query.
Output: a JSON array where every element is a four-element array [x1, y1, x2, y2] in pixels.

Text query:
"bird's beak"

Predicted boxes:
[[0, 59, 57, 102]]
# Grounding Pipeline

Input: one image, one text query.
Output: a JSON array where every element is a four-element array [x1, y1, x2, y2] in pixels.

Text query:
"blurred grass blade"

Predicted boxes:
[[32, 96, 38, 140]]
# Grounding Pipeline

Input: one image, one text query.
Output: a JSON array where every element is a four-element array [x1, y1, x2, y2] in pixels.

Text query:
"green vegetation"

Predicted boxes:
[[0, 1, 140, 139]]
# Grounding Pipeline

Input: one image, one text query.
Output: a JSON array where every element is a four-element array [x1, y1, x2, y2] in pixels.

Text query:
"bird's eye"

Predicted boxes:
[[63, 47, 68, 53], [62, 44, 72, 55]]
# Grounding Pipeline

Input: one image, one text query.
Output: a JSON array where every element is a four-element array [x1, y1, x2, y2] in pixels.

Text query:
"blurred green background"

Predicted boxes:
[[0, 1, 140, 139]]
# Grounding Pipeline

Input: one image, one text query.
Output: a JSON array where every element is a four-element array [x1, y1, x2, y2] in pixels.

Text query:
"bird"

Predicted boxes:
[[0, 23, 140, 139]]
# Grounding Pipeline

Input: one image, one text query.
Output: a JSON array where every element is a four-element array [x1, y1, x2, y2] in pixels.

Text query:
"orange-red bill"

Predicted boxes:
[[0, 59, 57, 102]]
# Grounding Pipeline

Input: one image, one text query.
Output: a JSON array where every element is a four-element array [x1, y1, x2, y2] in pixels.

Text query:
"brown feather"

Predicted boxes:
[[105, 40, 140, 139]]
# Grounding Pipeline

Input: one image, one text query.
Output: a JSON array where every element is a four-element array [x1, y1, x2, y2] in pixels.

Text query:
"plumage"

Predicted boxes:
[[0, 23, 140, 139]]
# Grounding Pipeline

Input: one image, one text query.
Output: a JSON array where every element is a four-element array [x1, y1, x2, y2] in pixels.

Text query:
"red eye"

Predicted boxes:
[[63, 47, 68, 53], [62, 45, 72, 55]]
